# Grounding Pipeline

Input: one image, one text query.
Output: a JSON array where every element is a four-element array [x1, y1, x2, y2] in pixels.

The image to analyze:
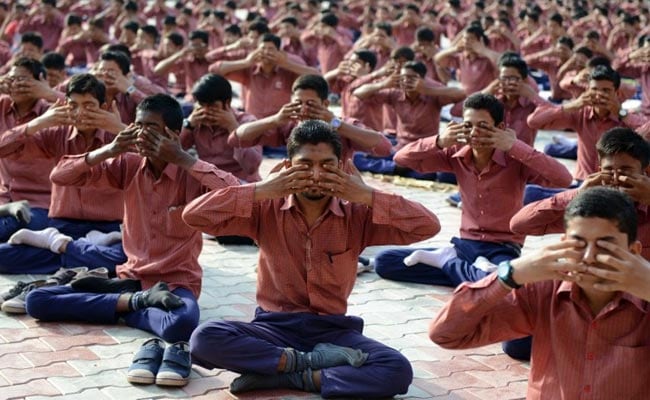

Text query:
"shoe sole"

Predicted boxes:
[[127, 372, 155, 385], [156, 376, 189, 387], [1, 304, 26, 314]]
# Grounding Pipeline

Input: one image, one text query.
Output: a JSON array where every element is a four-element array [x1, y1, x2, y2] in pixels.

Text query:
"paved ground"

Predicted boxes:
[[0, 128, 575, 400]]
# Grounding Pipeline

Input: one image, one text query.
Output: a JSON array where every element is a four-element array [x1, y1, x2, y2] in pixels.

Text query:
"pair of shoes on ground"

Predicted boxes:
[[0, 267, 110, 314], [127, 338, 192, 387]]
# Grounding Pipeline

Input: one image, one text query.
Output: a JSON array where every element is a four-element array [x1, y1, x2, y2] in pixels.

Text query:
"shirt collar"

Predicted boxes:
[[67, 127, 104, 142], [280, 194, 345, 217], [451, 146, 507, 167], [8, 99, 47, 118], [138, 157, 180, 181], [586, 106, 618, 122], [557, 281, 648, 313], [252, 63, 278, 75]]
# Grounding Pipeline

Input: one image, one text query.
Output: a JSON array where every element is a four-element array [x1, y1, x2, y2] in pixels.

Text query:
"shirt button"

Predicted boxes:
[[584, 385, 591, 393], [478, 194, 482, 198], [480, 210, 484, 215], [586, 352, 594, 361]]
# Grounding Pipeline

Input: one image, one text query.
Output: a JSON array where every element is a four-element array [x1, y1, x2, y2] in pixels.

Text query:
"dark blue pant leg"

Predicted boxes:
[[523, 185, 568, 205], [49, 219, 121, 239], [353, 152, 396, 174], [0, 208, 51, 242], [61, 241, 126, 275], [374, 247, 454, 286], [544, 141, 577, 159], [25, 285, 121, 323], [319, 326, 412, 398], [0, 243, 63, 274], [441, 238, 521, 286], [502, 336, 532, 361], [123, 288, 199, 343]]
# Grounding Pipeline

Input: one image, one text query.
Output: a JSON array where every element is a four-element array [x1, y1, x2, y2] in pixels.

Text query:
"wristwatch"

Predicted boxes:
[[182, 118, 194, 130], [330, 117, 342, 131], [618, 108, 628, 120], [126, 85, 136, 95], [497, 260, 521, 289]]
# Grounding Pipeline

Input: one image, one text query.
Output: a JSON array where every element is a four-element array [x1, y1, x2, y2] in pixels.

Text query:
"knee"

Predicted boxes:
[[25, 288, 55, 320], [189, 321, 232, 367], [159, 310, 199, 343], [373, 250, 405, 279], [383, 351, 413, 395]]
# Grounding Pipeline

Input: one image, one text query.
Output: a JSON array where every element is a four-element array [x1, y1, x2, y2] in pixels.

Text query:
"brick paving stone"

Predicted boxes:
[[413, 356, 493, 378], [182, 376, 231, 396], [0, 338, 52, 354], [1, 378, 61, 399], [466, 380, 529, 400], [1, 362, 81, 385], [0, 353, 32, 370], [40, 330, 118, 350], [22, 347, 99, 367], [47, 370, 131, 394], [27, 388, 111, 400], [86, 341, 144, 358], [102, 384, 188, 399], [67, 353, 133, 376], [0, 325, 70, 342]]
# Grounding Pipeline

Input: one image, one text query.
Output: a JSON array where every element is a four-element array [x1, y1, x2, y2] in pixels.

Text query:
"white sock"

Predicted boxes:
[[473, 256, 498, 273], [85, 230, 122, 246], [403, 247, 457, 268], [8, 227, 72, 253]]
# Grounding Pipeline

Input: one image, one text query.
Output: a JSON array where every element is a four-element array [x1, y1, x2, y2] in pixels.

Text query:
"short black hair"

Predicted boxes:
[[549, 12, 564, 25], [463, 93, 504, 125], [124, 0, 138, 12], [403, 60, 427, 78], [224, 24, 242, 36], [292, 74, 329, 100], [89, 17, 104, 30], [391, 46, 415, 61], [189, 30, 209, 44], [66, 73, 106, 105], [105, 44, 132, 59], [375, 21, 392, 37], [140, 25, 159, 42], [163, 15, 176, 26], [565, 187, 637, 243], [574, 46, 594, 59], [558, 36, 574, 50], [261, 33, 281, 50], [586, 30, 600, 41], [248, 21, 270, 35], [416, 27, 435, 42], [526, 11, 540, 23], [13, 57, 46, 79], [280, 16, 298, 27], [354, 49, 377, 70], [42, 0, 56, 7], [41, 52, 66, 71], [123, 21, 139, 33], [466, 25, 489, 45], [320, 13, 339, 27], [66, 14, 82, 27], [100, 51, 131, 75], [21, 32, 43, 50], [588, 56, 611, 69], [191, 74, 232, 104], [597, 127, 650, 169], [590, 65, 620, 89], [136, 94, 183, 132], [499, 54, 528, 78], [287, 120, 342, 160], [166, 32, 184, 47]]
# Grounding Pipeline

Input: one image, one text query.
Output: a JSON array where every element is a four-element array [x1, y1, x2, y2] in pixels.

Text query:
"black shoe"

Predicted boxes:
[[1, 280, 50, 314]]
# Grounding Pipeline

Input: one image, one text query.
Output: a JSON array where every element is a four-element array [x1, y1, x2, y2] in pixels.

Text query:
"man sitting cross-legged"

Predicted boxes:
[[182, 120, 441, 398]]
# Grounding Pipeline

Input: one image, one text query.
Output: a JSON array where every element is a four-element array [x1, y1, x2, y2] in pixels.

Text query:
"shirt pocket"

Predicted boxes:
[[165, 204, 194, 238], [321, 248, 358, 297]]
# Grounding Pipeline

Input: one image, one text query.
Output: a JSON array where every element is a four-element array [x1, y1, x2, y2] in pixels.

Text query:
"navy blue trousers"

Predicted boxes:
[[26, 285, 199, 343], [0, 241, 125, 275], [375, 238, 531, 361], [190, 308, 413, 398], [0, 207, 121, 242], [374, 237, 521, 287]]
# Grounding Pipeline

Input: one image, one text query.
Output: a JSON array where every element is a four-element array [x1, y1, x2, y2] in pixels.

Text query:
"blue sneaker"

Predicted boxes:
[[156, 341, 192, 387], [127, 338, 165, 384], [446, 192, 462, 208]]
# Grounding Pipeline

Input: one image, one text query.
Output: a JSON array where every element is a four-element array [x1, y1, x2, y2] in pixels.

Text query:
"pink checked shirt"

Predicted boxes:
[[395, 139, 573, 244], [51, 154, 240, 298], [180, 110, 262, 182], [182, 184, 440, 314], [430, 274, 650, 399]]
